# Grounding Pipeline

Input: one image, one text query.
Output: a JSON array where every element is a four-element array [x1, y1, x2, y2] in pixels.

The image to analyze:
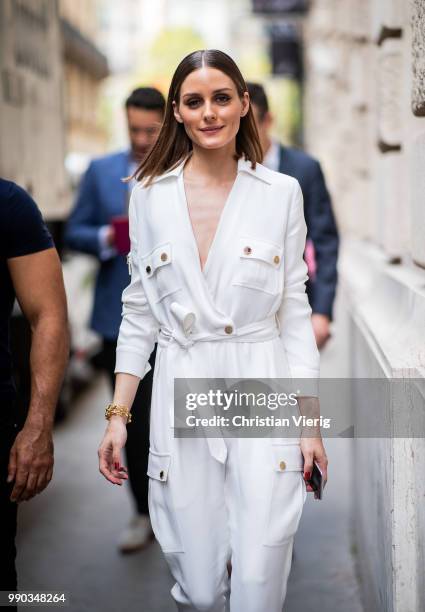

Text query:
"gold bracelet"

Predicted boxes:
[[105, 404, 132, 424]]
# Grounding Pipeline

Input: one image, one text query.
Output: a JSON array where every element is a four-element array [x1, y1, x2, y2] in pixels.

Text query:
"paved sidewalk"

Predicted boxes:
[[16, 310, 363, 611], [284, 298, 363, 612], [16, 376, 174, 612]]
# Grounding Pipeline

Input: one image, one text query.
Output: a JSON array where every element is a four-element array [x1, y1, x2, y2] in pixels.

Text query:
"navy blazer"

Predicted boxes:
[[65, 150, 132, 340], [278, 145, 339, 319]]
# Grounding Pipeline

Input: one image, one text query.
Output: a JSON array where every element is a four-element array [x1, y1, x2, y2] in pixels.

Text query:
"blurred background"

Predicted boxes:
[[1, 1, 424, 611]]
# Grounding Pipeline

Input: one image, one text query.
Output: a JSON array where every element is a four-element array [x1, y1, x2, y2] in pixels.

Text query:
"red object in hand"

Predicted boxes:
[[304, 239, 316, 281], [111, 216, 130, 254]]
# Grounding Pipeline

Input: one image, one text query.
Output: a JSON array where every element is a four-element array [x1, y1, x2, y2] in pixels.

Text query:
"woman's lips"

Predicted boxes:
[[200, 126, 224, 134]]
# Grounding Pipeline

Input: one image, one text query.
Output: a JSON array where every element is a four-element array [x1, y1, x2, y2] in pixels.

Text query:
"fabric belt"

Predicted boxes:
[[158, 314, 279, 349], [156, 307, 280, 464]]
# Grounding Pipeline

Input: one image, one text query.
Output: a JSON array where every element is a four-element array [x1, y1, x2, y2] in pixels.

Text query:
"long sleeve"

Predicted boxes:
[[115, 187, 159, 378], [64, 162, 104, 257], [304, 161, 339, 319], [277, 180, 320, 393]]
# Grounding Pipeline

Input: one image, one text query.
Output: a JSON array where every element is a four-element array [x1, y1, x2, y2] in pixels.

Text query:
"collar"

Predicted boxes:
[[150, 155, 272, 185]]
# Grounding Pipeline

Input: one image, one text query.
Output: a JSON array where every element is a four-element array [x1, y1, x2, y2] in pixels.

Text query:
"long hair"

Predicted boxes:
[[133, 49, 263, 186]]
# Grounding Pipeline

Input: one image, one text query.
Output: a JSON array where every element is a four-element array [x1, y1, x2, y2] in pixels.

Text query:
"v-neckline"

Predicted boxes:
[[179, 161, 240, 277]]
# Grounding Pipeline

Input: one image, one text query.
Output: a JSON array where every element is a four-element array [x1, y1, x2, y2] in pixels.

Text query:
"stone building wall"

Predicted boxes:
[[0, 0, 68, 218], [60, 0, 109, 157], [304, 2, 425, 611]]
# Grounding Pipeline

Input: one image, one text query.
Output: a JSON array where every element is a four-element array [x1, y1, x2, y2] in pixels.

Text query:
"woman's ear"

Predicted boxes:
[[172, 100, 184, 123], [241, 92, 250, 117]]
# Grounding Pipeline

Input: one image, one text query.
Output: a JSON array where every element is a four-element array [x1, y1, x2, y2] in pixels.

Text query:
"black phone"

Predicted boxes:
[[302, 458, 324, 500], [309, 461, 324, 500]]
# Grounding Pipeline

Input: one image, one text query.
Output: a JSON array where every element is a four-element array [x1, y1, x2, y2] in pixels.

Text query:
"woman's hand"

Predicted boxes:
[[300, 436, 328, 500], [98, 416, 129, 485]]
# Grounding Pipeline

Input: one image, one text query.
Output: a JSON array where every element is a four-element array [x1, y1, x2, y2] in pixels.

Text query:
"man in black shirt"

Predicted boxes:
[[0, 179, 69, 598]]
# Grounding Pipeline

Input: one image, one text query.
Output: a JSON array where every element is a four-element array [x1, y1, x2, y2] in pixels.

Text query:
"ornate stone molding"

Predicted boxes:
[[411, 0, 425, 116]]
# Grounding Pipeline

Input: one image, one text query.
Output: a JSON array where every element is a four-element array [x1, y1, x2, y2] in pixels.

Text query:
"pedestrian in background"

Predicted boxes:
[[0, 179, 69, 607], [65, 87, 166, 553], [247, 82, 339, 349]]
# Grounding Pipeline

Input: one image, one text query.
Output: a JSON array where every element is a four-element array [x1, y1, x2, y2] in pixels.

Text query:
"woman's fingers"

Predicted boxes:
[[301, 438, 328, 497], [302, 450, 314, 484], [113, 465, 129, 481], [98, 442, 124, 485], [316, 453, 328, 486], [98, 422, 129, 485]]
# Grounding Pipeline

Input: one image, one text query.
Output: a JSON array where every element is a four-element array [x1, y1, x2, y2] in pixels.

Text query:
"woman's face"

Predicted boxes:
[[173, 67, 249, 151]]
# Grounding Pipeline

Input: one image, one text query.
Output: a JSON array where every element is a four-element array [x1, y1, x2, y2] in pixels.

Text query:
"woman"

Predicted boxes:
[[98, 49, 328, 611]]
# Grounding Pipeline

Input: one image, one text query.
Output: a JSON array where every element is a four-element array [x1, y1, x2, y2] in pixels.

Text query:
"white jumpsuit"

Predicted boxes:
[[115, 156, 320, 612]]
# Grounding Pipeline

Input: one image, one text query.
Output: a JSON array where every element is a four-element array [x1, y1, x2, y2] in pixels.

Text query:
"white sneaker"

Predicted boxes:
[[118, 514, 154, 554]]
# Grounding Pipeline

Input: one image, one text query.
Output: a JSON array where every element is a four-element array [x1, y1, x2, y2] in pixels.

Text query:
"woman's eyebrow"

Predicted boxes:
[[182, 87, 233, 98]]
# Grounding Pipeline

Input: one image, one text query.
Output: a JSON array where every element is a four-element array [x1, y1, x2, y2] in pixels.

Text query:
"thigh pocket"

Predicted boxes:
[[263, 444, 307, 547], [233, 237, 283, 296], [141, 242, 181, 303], [147, 450, 185, 553]]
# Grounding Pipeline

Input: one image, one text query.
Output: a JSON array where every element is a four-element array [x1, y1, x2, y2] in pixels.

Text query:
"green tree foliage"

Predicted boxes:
[[132, 27, 205, 94]]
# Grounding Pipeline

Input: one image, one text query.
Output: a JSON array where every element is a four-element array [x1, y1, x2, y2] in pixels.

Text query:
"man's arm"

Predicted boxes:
[[7, 248, 69, 502], [305, 160, 339, 320], [304, 161, 339, 348]]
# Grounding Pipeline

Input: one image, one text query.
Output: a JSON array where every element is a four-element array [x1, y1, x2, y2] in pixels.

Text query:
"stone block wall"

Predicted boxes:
[[304, 2, 425, 611]]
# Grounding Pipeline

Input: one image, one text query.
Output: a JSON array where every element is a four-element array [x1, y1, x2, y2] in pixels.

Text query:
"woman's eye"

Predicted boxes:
[[186, 95, 230, 108]]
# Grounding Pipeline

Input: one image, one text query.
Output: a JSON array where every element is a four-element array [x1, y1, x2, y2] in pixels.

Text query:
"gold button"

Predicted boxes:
[[160, 252, 168, 262], [274, 255, 280, 265], [224, 325, 233, 335], [159, 470, 164, 480], [243, 246, 252, 255], [279, 461, 286, 471], [146, 265, 151, 274]]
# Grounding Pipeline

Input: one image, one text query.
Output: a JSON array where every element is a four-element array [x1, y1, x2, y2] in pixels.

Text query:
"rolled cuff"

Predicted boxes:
[[115, 348, 152, 379]]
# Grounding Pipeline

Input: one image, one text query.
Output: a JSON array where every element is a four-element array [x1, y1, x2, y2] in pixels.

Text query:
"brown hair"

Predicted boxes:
[[133, 49, 263, 186]]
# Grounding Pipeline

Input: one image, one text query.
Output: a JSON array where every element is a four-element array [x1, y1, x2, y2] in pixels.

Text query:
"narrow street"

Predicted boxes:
[[16, 297, 363, 612]]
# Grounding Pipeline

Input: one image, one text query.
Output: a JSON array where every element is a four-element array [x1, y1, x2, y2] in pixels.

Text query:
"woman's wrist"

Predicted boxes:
[[300, 426, 322, 439], [105, 403, 132, 424], [108, 414, 128, 426]]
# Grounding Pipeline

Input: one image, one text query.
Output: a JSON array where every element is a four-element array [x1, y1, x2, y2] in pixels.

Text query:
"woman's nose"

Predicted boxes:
[[203, 103, 217, 121]]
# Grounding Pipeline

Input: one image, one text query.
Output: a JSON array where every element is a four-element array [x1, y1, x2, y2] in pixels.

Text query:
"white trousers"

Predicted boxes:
[[147, 436, 307, 612]]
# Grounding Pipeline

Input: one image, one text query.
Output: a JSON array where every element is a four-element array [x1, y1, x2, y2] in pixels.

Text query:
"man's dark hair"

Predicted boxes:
[[246, 82, 269, 121], [125, 87, 166, 114]]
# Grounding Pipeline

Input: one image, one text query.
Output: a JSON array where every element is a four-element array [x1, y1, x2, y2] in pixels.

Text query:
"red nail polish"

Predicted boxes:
[[304, 472, 311, 480], [114, 462, 119, 470]]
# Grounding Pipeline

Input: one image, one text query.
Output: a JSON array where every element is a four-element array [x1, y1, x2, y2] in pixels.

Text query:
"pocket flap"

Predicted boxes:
[[147, 450, 171, 481], [238, 237, 283, 268], [271, 444, 304, 472], [142, 242, 172, 277]]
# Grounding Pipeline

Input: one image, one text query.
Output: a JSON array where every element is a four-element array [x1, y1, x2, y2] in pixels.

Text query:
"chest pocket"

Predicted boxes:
[[233, 237, 283, 296], [141, 242, 181, 302]]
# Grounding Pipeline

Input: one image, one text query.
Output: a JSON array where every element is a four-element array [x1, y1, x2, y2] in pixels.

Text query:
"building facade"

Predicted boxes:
[[0, 0, 68, 218], [0, 0, 109, 217], [304, 2, 425, 611], [60, 0, 109, 162]]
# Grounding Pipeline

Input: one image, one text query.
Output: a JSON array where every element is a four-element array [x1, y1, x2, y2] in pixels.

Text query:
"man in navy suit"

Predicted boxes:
[[247, 82, 339, 348], [65, 87, 165, 552]]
